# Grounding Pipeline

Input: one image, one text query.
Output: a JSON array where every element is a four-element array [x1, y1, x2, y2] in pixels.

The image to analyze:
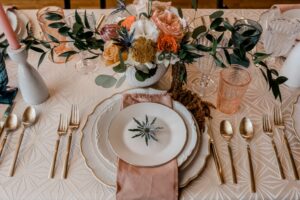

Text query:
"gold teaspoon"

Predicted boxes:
[[0, 114, 18, 158], [220, 120, 237, 184], [240, 117, 256, 193], [9, 107, 37, 176]]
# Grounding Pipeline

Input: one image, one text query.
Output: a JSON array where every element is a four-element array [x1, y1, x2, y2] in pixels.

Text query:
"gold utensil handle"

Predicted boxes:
[[210, 142, 225, 184], [49, 139, 60, 179], [271, 139, 285, 179], [283, 134, 299, 180], [62, 133, 72, 179], [0, 134, 8, 158], [247, 145, 256, 193], [228, 144, 237, 184], [9, 129, 25, 177]]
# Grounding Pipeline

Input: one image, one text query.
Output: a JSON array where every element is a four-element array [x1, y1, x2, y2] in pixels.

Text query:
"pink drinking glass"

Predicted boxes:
[[37, 6, 71, 63], [217, 65, 251, 114]]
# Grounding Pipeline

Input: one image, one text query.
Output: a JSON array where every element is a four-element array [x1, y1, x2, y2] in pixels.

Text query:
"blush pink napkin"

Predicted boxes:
[[272, 4, 300, 13], [116, 93, 178, 200]]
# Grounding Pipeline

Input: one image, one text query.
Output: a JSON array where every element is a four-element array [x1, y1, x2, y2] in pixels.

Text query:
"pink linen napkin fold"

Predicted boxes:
[[272, 4, 300, 13], [116, 93, 178, 200]]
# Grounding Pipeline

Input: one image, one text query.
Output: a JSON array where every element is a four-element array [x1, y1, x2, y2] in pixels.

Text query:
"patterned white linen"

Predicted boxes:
[[0, 9, 299, 200]]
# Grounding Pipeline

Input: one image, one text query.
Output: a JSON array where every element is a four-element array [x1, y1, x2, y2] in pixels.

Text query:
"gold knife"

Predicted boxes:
[[207, 117, 225, 184], [0, 103, 15, 138]]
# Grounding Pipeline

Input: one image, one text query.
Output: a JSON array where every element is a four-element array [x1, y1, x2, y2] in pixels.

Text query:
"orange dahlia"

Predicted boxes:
[[157, 34, 178, 53], [121, 16, 136, 30]]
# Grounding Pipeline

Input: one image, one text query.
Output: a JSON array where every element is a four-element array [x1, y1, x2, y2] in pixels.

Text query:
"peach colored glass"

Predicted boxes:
[[217, 66, 251, 114], [37, 6, 71, 63]]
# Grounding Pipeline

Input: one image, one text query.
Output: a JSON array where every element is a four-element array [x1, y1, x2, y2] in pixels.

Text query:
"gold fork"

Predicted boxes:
[[49, 114, 68, 178], [262, 115, 285, 179], [274, 106, 299, 180], [62, 104, 80, 179]]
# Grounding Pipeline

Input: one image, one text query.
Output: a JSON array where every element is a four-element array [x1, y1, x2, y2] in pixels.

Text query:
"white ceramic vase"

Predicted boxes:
[[280, 43, 300, 88], [125, 64, 167, 87], [8, 45, 49, 105]]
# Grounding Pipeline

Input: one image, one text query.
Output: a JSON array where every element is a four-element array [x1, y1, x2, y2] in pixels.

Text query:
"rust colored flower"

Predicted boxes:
[[157, 34, 178, 53], [121, 16, 136, 30], [103, 41, 128, 66], [131, 37, 157, 64]]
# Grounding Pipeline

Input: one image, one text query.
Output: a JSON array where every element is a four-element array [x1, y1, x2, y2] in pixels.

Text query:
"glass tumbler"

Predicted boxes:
[[217, 66, 251, 114], [37, 6, 72, 63], [263, 18, 300, 57], [66, 12, 98, 74]]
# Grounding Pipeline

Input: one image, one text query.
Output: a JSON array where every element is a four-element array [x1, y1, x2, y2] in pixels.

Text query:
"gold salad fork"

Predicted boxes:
[[49, 114, 68, 178], [274, 106, 299, 180], [62, 104, 80, 179], [262, 115, 285, 179]]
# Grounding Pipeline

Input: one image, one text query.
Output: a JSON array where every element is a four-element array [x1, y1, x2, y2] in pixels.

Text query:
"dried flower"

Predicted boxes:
[[121, 16, 136, 30], [103, 41, 127, 65], [151, 10, 184, 40], [99, 24, 120, 42], [157, 34, 178, 53], [152, 1, 172, 12], [131, 37, 157, 64]]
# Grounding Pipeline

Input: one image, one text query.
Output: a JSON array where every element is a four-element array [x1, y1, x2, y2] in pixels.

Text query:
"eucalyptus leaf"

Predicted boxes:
[[192, 25, 206, 39], [48, 22, 65, 29], [45, 12, 63, 21], [113, 63, 127, 73], [48, 34, 60, 43], [38, 52, 47, 68], [84, 11, 90, 29], [95, 74, 117, 88], [75, 10, 83, 25], [116, 75, 126, 88], [209, 10, 224, 19], [210, 18, 224, 30], [58, 26, 71, 36], [223, 21, 234, 31], [30, 46, 45, 53]]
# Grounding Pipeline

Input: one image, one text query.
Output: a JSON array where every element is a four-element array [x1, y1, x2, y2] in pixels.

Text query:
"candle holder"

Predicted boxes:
[[7, 45, 49, 105]]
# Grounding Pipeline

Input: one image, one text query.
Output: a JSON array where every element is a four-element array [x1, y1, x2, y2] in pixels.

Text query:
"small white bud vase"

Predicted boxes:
[[280, 43, 300, 88], [7, 45, 49, 105]]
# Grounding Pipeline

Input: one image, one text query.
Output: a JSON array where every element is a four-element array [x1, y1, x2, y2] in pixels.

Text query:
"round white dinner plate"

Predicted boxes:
[[108, 102, 187, 167], [81, 88, 210, 188]]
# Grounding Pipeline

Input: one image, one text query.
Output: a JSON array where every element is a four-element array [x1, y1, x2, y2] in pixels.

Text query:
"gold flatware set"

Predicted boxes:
[[213, 106, 299, 193]]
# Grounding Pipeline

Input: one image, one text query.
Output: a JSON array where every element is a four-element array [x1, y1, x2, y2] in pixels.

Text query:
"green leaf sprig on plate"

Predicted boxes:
[[129, 115, 163, 146]]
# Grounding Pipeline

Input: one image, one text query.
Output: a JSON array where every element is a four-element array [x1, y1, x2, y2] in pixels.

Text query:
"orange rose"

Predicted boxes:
[[121, 16, 136, 30], [157, 34, 178, 53], [103, 41, 128, 65]]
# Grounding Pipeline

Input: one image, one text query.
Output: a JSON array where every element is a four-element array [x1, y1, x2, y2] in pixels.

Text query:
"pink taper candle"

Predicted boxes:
[[0, 3, 20, 50]]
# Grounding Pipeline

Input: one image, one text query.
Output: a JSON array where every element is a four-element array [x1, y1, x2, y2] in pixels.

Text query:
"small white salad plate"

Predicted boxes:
[[108, 102, 187, 167]]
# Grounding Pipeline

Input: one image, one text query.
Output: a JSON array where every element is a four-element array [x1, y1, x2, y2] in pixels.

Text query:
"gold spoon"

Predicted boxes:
[[9, 107, 37, 176], [220, 120, 237, 184], [0, 114, 18, 158], [240, 117, 256, 193]]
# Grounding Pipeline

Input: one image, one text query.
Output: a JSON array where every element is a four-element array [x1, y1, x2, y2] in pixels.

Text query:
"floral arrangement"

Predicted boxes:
[[0, 0, 287, 100]]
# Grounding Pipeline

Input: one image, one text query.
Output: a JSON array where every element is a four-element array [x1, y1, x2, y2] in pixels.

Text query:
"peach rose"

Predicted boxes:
[[121, 16, 136, 30], [99, 24, 120, 42], [157, 34, 178, 53], [151, 10, 184, 40], [103, 41, 127, 65]]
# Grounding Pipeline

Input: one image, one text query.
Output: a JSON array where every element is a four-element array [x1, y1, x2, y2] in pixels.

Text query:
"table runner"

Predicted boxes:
[[0, 9, 299, 200]]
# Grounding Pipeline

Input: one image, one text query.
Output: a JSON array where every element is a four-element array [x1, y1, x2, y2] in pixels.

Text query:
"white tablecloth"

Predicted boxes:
[[0, 8, 299, 200]]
